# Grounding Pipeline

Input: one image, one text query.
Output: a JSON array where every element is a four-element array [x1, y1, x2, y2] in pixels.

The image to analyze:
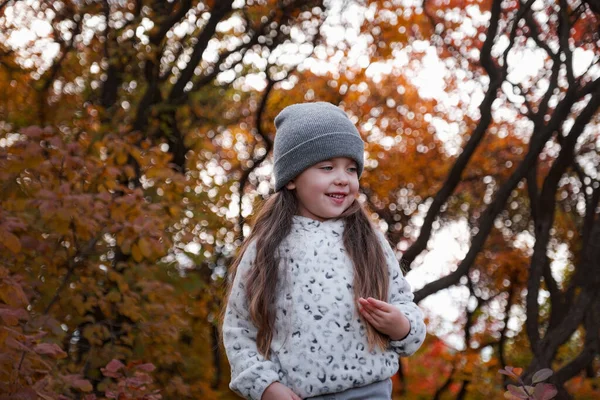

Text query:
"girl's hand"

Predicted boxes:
[[358, 297, 411, 340], [261, 382, 302, 400]]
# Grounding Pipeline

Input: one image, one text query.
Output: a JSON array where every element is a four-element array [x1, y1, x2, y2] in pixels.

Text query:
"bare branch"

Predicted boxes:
[[433, 366, 455, 400], [523, 7, 557, 60], [553, 294, 600, 385], [558, 0, 576, 86], [414, 76, 595, 304], [37, 3, 82, 124], [498, 281, 516, 383], [149, 0, 193, 46], [100, 0, 120, 109], [236, 77, 277, 237], [507, 81, 535, 118], [526, 90, 600, 355], [44, 230, 101, 315], [168, 1, 235, 101], [404, 0, 536, 269]]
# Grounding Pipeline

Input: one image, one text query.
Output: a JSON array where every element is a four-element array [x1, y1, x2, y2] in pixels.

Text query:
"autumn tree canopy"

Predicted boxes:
[[0, 0, 599, 399]]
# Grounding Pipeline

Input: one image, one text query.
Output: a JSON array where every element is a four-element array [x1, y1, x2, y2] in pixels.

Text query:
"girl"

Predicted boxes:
[[223, 102, 426, 400]]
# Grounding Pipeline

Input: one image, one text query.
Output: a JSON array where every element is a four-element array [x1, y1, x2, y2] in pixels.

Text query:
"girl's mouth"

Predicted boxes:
[[327, 193, 346, 204]]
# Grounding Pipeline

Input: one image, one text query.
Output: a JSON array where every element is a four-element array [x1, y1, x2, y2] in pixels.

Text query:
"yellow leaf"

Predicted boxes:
[[131, 242, 143, 262], [0, 284, 28, 307], [106, 290, 121, 303], [72, 379, 93, 392], [116, 150, 128, 165], [120, 238, 132, 255], [0, 230, 21, 253], [138, 237, 153, 259]]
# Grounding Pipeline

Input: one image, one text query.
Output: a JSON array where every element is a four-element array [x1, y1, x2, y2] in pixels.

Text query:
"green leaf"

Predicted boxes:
[[532, 368, 553, 384]]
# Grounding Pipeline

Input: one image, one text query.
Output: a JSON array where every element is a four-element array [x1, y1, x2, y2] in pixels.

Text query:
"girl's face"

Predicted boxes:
[[285, 157, 359, 221]]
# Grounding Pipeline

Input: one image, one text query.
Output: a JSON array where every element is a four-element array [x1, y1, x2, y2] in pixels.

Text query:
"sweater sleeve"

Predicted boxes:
[[223, 241, 282, 400], [378, 233, 427, 356]]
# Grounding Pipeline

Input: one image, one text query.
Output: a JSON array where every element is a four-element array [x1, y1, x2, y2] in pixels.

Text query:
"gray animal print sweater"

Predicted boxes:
[[223, 215, 426, 400]]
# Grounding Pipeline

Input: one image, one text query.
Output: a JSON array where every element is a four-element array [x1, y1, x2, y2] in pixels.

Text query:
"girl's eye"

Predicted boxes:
[[320, 166, 333, 171], [347, 167, 357, 173]]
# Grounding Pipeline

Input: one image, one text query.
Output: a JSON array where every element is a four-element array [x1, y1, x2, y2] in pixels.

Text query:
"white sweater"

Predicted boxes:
[[223, 216, 426, 399]]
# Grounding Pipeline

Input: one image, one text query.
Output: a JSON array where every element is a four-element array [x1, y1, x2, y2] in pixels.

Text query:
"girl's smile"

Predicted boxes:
[[285, 157, 359, 221], [326, 192, 348, 205]]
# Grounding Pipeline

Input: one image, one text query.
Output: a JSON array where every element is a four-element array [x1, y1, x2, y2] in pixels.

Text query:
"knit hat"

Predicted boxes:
[[273, 102, 365, 191]]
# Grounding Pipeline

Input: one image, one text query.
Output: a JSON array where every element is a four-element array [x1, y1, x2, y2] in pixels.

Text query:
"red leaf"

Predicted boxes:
[[534, 383, 557, 400], [6, 337, 34, 352], [33, 342, 67, 359], [105, 359, 126, 372], [499, 366, 520, 380], [135, 363, 156, 372], [101, 359, 126, 377], [63, 374, 94, 392], [0, 306, 29, 326]]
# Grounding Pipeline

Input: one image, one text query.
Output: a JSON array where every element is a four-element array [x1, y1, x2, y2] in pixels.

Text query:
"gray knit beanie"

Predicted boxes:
[[273, 102, 364, 191]]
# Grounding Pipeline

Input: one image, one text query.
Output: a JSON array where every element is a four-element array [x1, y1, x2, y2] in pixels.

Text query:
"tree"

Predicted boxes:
[[1, 0, 599, 398], [343, 0, 600, 397], [1, 0, 327, 398]]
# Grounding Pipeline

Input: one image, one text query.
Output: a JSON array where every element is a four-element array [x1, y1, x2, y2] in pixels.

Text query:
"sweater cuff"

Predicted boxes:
[[389, 305, 425, 356], [249, 371, 280, 400]]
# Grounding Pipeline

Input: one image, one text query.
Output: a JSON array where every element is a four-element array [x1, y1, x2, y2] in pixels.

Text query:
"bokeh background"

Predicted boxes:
[[1, 0, 599, 399]]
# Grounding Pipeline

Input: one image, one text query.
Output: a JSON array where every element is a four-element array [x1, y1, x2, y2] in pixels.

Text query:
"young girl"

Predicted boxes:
[[223, 102, 426, 400]]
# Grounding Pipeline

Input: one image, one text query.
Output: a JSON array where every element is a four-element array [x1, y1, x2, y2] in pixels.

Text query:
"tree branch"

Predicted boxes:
[[403, 0, 536, 270], [149, 0, 193, 46], [100, 0, 121, 110], [168, 0, 234, 101], [433, 366, 455, 400], [44, 227, 101, 315], [558, 0, 576, 86], [553, 294, 600, 385], [414, 68, 591, 304], [236, 76, 276, 237], [526, 90, 600, 356]]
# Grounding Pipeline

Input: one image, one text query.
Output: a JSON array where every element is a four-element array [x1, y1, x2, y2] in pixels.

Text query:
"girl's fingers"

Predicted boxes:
[[290, 392, 302, 400], [359, 298, 389, 318], [365, 304, 388, 318], [366, 297, 392, 311], [359, 306, 383, 326], [358, 305, 372, 319]]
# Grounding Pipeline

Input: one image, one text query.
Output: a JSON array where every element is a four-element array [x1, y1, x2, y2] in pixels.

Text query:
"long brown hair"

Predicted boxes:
[[226, 188, 389, 358]]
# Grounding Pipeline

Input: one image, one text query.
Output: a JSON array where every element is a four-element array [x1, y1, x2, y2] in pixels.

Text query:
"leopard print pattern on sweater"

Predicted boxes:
[[223, 216, 426, 400]]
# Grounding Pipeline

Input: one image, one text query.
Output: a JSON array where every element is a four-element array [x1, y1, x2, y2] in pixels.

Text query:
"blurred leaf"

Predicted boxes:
[[33, 343, 67, 359], [532, 368, 553, 384]]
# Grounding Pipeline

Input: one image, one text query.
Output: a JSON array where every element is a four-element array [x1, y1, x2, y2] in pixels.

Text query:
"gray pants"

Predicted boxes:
[[306, 379, 393, 400]]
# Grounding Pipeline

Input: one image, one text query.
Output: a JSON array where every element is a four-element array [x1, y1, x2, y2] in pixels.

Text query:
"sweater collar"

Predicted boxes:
[[291, 215, 345, 232]]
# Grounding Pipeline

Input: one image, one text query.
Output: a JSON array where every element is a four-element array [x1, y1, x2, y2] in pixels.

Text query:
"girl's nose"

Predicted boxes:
[[334, 171, 349, 185]]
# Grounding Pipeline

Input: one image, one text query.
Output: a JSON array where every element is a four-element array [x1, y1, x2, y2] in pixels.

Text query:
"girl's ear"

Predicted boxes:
[[286, 180, 296, 190]]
